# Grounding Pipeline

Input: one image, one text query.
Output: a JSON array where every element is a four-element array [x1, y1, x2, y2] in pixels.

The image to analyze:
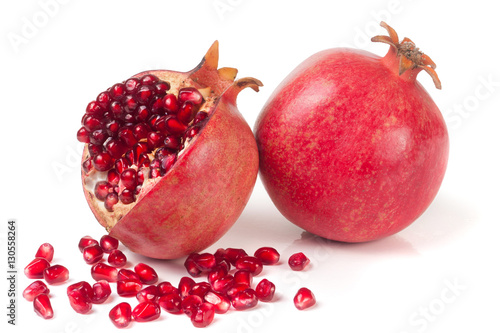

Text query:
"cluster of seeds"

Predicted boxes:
[[77, 74, 209, 211], [24, 235, 316, 328]]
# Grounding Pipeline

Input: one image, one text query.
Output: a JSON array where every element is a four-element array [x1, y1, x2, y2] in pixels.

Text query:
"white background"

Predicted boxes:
[[1, 0, 499, 332]]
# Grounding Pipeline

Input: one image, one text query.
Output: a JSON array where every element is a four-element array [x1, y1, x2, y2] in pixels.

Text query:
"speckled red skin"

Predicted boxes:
[[255, 48, 449, 242]]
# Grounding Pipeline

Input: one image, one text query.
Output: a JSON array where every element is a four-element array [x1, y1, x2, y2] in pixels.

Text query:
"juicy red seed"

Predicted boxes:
[[141, 74, 159, 85], [294, 287, 316, 310], [132, 301, 161, 322], [105, 119, 120, 136], [114, 157, 131, 174], [189, 282, 212, 298], [217, 248, 248, 265], [178, 87, 203, 105], [211, 275, 234, 294], [158, 293, 182, 314], [105, 139, 125, 159], [107, 169, 120, 185], [137, 169, 146, 184], [91, 262, 118, 282], [124, 77, 140, 93], [118, 268, 141, 282], [119, 189, 136, 204], [136, 285, 160, 303], [225, 283, 248, 299], [82, 158, 93, 173], [207, 265, 228, 284], [78, 236, 99, 252], [92, 280, 111, 304], [135, 85, 155, 104], [25, 258, 50, 279], [177, 101, 196, 125], [233, 270, 253, 287], [181, 294, 203, 316], [108, 249, 127, 268], [150, 167, 161, 178], [255, 279, 276, 302], [83, 244, 104, 264], [193, 253, 217, 272], [134, 142, 149, 160], [162, 94, 178, 113], [184, 254, 202, 277], [155, 147, 174, 160], [163, 135, 182, 150], [254, 247, 280, 265], [235, 256, 263, 275], [132, 123, 149, 140], [204, 291, 231, 314], [193, 111, 208, 124], [118, 128, 137, 148], [231, 288, 258, 310], [82, 114, 102, 131], [185, 125, 200, 139], [155, 81, 170, 94], [146, 131, 164, 150], [160, 154, 176, 174], [90, 129, 108, 145], [104, 192, 119, 211], [109, 302, 132, 329], [137, 153, 150, 168], [94, 181, 113, 201], [117, 279, 143, 297], [191, 302, 215, 328], [67, 284, 93, 314], [96, 91, 111, 107], [165, 116, 188, 134], [120, 168, 137, 189], [179, 276, 196, 298], [288, 252, 310, 271], [157, 282, 178, 296], [43, 264, 69, 284], [35, 243, 54, 262], [23, 280, 50, 301], [134, 263, 158, 285], [33, 294, 54, 319], [67, 281, 94, 299], [77, 127, 90, 143], [93, 152, 114, 171], [100, 235, 119, 253], [110, 83, 126, 101], [87, 143, 102, 157], [135, 105, 150, 122], [86, 100, 104, 117]]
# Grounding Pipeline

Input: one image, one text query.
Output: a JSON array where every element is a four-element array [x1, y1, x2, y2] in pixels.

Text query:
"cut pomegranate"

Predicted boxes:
[[181, 294, 203, 317], [131, 301, 161, 322], [91, 280, 111, 304], [231, 288, 258, 310], [255, 279, 275, 302], [78, 236, 99, 252], [235, 256, 263, 275], [254, 247, 280, 265], [43, 264, 69, 284], [99, 234, 119, 253], [24, 258, 50, 279], [191, 302, 215, 328], [107, 249, 127, 268], [159, 293, 183, 314], [293, 287, 316, 310], [204, 291, 231, 314], [91, 263, 118, 282], [136, 285, 160, 303], [288, 252, 310, 271], [67, 282, 93, 314], [117, 279, 143, 297], [35, 243, 54, 262], [23, 280, 50, 301], [134, 263, 158, 284], [33, 294, 54, 319], [109, 302, 132, 329], [83, 244, 104, 264]]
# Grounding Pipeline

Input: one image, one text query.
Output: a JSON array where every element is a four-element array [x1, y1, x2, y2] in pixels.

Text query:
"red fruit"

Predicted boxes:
[[91, 263, 118, 282], [92, 280, 111, 304], [235, 256, 263, 275], [204, 291, 231, 314], [288, 252, 310, 271], [231, 288, 258, 310], [157, 281, 179, 296], [254, 247, 280, 265], [33, 294, 54, 319], [211, 275, 234, 294], [158, 293, 183, 314], [80, 42, 261, 259], [181, 294, 203, 316], [136, 285, 160, 303], [23, 280, 50, 301], [99, 234, 119, 253], [132, 301, 161, 322], [255, 279, 275, 302], [193, 252, 217, 272], [118, 268, 141, 282], [191, 302, 215, 328], [35, 243, 54, 262], [184, 253, 202, 277], [67, 282, 93, 314], [189, 282, 212, 298], [83, 244, 104, 264], [233, 270, 252, 287], [78, 236, 99, 252], [216, 247, 248, 265], [25, 258, 50, 279], [109, 302, 132, 328], [179, 276, 196, 298], [43, 264, 69, 284], [117, 279, 143, 297], [67, 281, 94, 299], [108, 249, 127, 267], [293, 287, 316, 310], [255, 22, 448, 243], [134, 263, 158, 284]]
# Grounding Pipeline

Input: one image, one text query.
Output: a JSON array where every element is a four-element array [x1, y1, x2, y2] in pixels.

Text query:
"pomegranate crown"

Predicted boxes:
[[371, 21, 441, 89]]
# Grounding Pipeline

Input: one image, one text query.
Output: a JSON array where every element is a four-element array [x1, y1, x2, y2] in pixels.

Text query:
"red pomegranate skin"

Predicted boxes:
[[255, 28, 449, 242]]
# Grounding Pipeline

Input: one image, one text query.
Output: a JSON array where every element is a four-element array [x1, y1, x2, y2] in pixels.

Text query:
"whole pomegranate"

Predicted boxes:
[[78, 42, 261, 259], [255, 22, 449, 242]]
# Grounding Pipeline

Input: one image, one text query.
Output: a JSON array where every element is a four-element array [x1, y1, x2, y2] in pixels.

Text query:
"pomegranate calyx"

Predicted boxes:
[[372, 21, 441, 89], [222, 77, 264, 105]]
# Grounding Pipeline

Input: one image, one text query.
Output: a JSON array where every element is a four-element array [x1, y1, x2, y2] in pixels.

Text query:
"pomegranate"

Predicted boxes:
[[78, 41, 261, 259], [254, 22, 449, 242], [293, 288, 316, 310]]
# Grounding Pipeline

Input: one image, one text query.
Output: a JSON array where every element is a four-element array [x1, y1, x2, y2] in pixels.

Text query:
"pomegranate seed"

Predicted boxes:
[[67, 282, 93, 314], [82, 158, 93, 173], [135, 85, 155, 104], [191, 302, 215, 328], [162, 94, 178, 113], [165, 116, 188, 134], [107, 169, 120, 185], [155, 81, 170, 94], [83, 244, 104, 264], [104, 192, 119, 211], [179, 276, 196, 298], [146, 131, 164, 150], [77, 127, 90, 143], [120, 168, 138, 190], [137, 285, 160, 303], [117, 279, 143, 297], [89, 129, 108, 145], [184, 253, 202, 277], [178, 87, 203, 105], [25, 258, 50, 279], [133, 123, 151, 140], [43, 264, 69, 284], [163, 135, 182, 150], [293, 287, 316, 310], [211, 275, 234, 294], [110, 100, 124, 118], [104, 138, 125, 158], [118, 128, 137, 148], [193, 252, 217, 272], [96, 91, 111, 107], [181, 294, 203, 316], [254, 247, 280, 265], [124, 77, 140, 93], [141, 74, 159, 85], [23, 280, 50, 301], [157, 281, 179, 296], [233, 270, 253, 287], [185, 125, 201, 139], [110, 83, 126, 101], [82, 114, 102, 131], [86, 100, 104, 116], [160, 154, 177, 174], [67, 281, 94, 299], [216, 248, 248, 265], [114, 157, 131, 174], [35, 243, 54, 262], [134, 263, 158, 285], [207, 265, 228, 284], [92, 280, 111, 304], [118, 268, 141, 282], [33, 294, 54, 319], [108, 249, 127, 268], [204, 291, 231, 314], [99, 234, 119, 253], [109, 302, 132, 328], [231, 288, 258, 310], [159, 293, 182, 314], [189, 282, 212, 298], [91, 263, 118, 282], [93, 152, 113, 171], [105, 119, 121, 136], [193, 111, 208, 124], [255, 279, 275, 302], [235, 256, 263, 275], [78, 236, 98, 252], [177, 101, 196, 125], [288, 252, 310, 271], [132, 301, 161, 322], [119, 188, 136, 204], [94, 181, 113, 201], [226, 283, 248, 299]]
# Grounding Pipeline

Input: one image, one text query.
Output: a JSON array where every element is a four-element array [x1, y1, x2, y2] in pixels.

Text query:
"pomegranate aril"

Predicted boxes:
[[77, 127, 90, 143], [33, 294, 54, 319], [233, 270, 253, 287], [135, 85, 155, 104], [204, 291, 231, 314], [105, 139, 125, 159], [118, 128, 137, 148], [216, 248, 248, 265], [110, 83, 126, 101], [124, 77, 140, 93], [23, 280, 50, 301], [255, 279, 275, 302], [140, 74, 159, 86], [83, 244, 104, 264], [225, 283, 248, 299], [119, 188, 136, 204], [117, 279, 143, 297], [35, 243, 54, 262], [193, 252, 217, 272], [114, 157, 131, 174], [78, 236, 98, 252], [92, 280, 111, 304], [94, 181, 113, 201], [133, 263, 159, 285], [288, 252, 310, 271], [87, 143, 102, 157], [118, 268, 141, 282], [193, 111, 208, 124], [43, 264, 69, 284], [110, 101, 124, 118], [136, 285, 160, 303], [82, 114, 102, 131], [189, 282, 212, 298], [211, 275, 234, 294], [120, 168, 138, 190], [89, 129, 108, 145], [181, 294, 203, 316], [132, 301, 161, 322], [68, 281, 94, 299], [185, 125, 201, 139], [150, 167, 161, 178], [99, 234, 119, 253], [162, 94, 178, 113], [163, 135, 182, 150], [231, 288, 258, 310], [135, 105, 150, 122], [157, 281, 179, 296], [235, 256, 263, 276], [294, 287, 316, 310], [25, 258, 50, 279], [93, 152, 114, 171], [254, 247, 280, 265], [184, 254, 202, 277], [146, 131, 164, 150], [67, 284, 93, 314], [178, 87, 203, 105], [109, 302, 132, 329], [108, 249, 127, 268], [82, 158, 93, 173], [165, 116, 188, 134], [91, 263, 118, 282], [155, 81, 170, 94], [179, 276, 196, 298], [104, 192, 119, 211], [86, 100, 104, 116], [159, 293, 182, 314], [207, 265, 228, 284], [191, 302, 215, 328], [177, 101, 196, 125]]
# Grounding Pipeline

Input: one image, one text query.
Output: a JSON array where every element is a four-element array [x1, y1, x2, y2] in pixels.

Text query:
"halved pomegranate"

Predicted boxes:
[[78, 41, 261, 259]]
